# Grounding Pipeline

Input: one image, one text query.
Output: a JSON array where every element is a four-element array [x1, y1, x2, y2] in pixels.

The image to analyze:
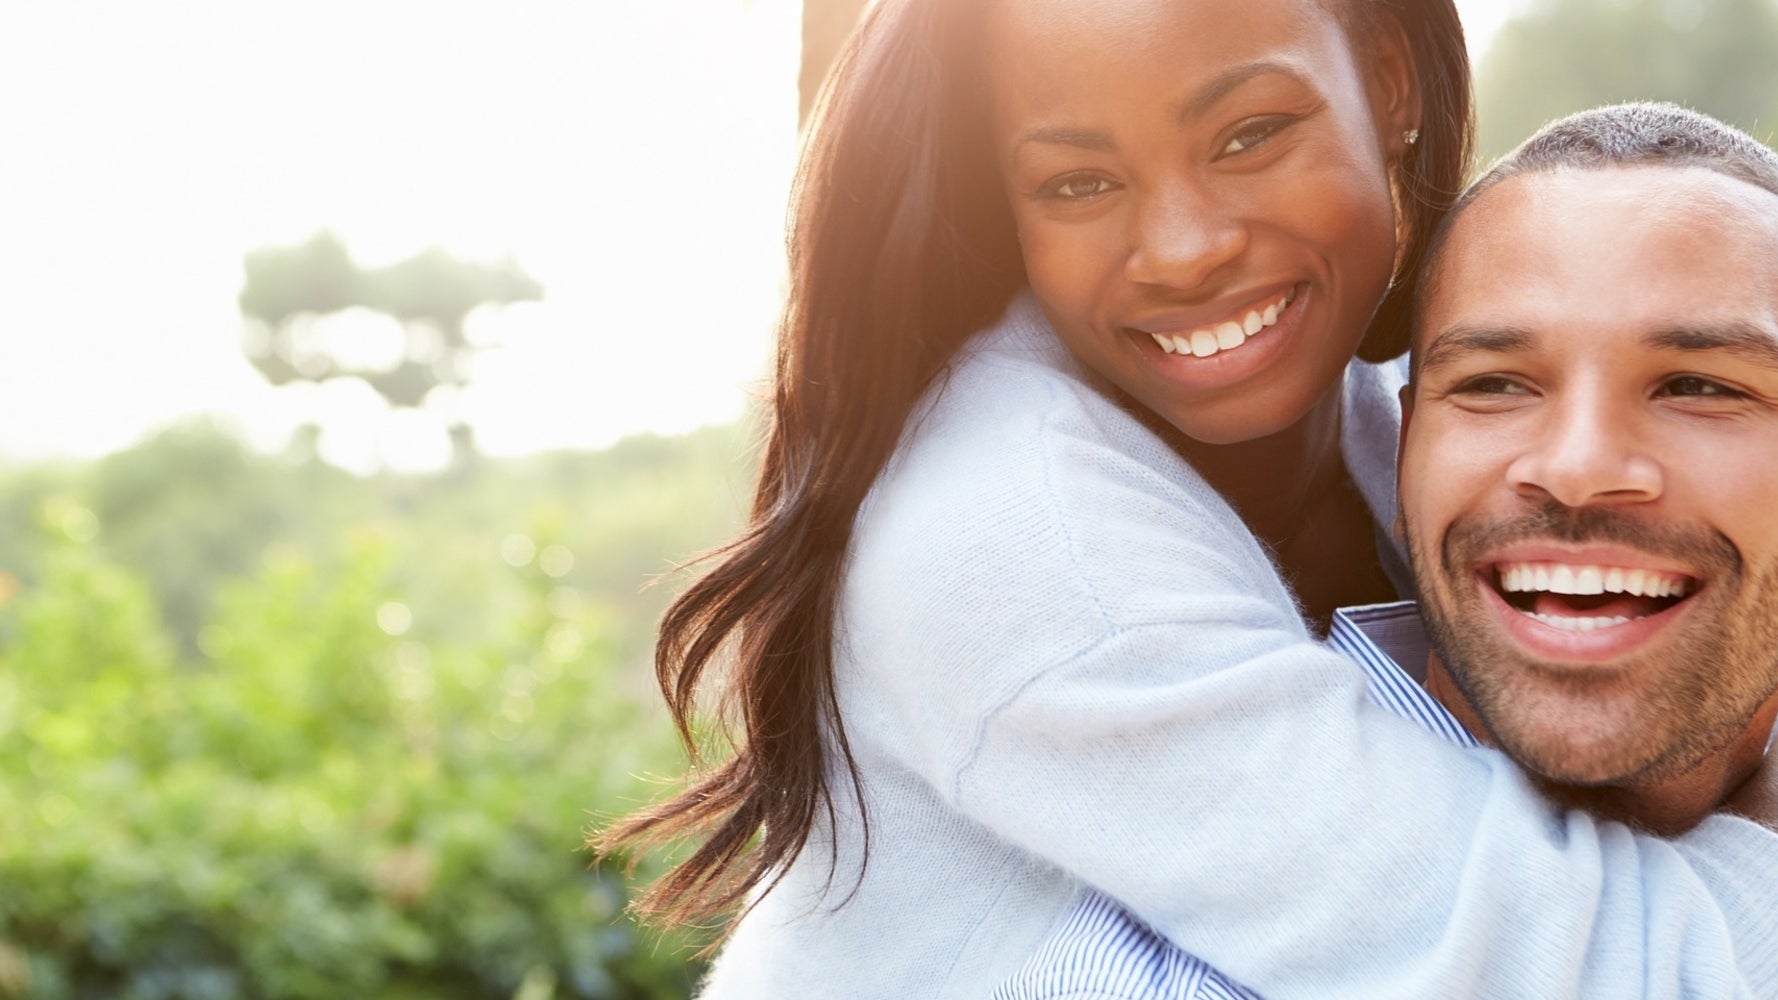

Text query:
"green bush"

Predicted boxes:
[[0, 498, 703, 999]]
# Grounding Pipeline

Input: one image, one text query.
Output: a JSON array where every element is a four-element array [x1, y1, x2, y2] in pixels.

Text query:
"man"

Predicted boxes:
[[994, 102, 1778, 999]]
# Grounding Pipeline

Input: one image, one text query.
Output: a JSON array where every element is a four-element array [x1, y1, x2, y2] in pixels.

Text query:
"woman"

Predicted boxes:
[[604, 0, 1778, 996]]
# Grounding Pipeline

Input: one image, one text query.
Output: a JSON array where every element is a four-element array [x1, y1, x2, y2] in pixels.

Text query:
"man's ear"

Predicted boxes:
[[1392, 383, 1416, 544]]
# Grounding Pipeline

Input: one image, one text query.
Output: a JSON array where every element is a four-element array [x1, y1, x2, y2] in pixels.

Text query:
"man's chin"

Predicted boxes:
[[1427, 616, 1682, 786], [1484, 701, 1667, 788]]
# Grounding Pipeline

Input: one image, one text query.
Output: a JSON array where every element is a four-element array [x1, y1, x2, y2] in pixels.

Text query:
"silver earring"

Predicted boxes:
[[1402, 128, 1420, 147]]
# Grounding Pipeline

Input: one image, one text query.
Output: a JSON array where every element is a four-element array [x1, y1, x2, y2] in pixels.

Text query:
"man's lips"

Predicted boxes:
[[1470, 549, 1701, 664]]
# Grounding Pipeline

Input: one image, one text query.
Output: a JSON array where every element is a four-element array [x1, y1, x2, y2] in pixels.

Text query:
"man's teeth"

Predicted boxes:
[[1497, 562, 1691, 598], [1527, 613, 1633, 632], [1151, 289, 1294, 358]]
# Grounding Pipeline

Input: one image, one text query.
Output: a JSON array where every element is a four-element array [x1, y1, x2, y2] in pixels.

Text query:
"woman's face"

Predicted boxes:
[[987, 0, 1417, 444]]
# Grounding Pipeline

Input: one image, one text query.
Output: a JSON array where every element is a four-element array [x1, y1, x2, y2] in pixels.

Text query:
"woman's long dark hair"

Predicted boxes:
[[1358, 0, 1476, 361], [599, 0, 1473, 930]]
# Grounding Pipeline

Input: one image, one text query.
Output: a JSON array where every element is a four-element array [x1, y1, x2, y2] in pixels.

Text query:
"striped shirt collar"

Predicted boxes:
[[1327, 600, 1479, 750]]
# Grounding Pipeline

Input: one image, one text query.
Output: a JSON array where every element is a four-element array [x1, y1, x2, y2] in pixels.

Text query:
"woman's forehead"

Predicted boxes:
[[983, 0, 1335, 56], [981, 0, 1354, 126]]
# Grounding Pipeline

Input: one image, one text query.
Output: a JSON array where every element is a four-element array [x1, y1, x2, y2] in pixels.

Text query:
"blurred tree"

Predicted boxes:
[[0, 416, 753, 669], [800, 0, 868, 123], [1477, 0, 1778, 161], [238, 233, 543, 464], [86, 419, 359, 657]]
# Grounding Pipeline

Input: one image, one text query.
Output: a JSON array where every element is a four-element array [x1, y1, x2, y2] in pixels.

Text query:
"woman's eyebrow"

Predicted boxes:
[[1173, 61, 1307, 124], [1014, 125, 1116, 153], [1013, 61, 1308, 155]]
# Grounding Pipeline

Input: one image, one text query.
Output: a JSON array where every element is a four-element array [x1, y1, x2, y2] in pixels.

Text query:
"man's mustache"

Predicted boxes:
[[1439, 502, 1741, 578]]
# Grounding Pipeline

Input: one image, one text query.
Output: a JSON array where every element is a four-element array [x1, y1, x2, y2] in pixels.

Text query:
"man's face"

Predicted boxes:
[[1399, 166, 1778, 792]]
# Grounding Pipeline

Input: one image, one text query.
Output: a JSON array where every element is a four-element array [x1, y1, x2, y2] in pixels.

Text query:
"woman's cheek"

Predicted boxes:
[[1021, 224, 1117, 314]]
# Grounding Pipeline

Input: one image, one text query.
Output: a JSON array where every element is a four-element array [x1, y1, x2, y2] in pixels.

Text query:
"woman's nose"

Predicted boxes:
[[1123, 179, 1249, 291]]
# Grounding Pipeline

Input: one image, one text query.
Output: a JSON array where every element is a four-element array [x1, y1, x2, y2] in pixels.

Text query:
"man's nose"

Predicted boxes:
[[1505, 389, 1663, 508], [1123, 179, 1248, 290]]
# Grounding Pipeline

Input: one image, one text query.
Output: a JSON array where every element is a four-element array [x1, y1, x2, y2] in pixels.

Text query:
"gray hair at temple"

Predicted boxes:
[[1413, 102, 1778, 345]]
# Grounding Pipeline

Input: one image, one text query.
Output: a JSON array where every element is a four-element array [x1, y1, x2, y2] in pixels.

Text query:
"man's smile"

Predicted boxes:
[[1490, 559, 1695, 631], [1468, 545, 1706, 665]]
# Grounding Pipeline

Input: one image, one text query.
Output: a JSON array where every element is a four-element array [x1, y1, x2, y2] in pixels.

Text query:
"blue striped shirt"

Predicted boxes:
[[992, 601, 1477, 1000]]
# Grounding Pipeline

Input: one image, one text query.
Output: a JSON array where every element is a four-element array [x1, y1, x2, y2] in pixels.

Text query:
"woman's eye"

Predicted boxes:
[[1658, 375, 1746, 399], [1218, 116, 1294, 157], [1037, 173, 1116, 201]]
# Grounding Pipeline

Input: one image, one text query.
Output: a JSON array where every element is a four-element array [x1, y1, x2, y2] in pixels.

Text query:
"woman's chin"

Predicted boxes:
[[1146, 379, 1339, 449]]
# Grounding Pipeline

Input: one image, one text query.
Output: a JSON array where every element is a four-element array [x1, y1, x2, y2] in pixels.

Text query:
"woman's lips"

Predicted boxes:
[[1137, 286, 1298, 360], [1123, 283, 1309, 393]]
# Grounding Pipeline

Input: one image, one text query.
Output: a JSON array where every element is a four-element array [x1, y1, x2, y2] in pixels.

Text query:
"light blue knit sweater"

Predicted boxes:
[[699, 293, 1778, 999]]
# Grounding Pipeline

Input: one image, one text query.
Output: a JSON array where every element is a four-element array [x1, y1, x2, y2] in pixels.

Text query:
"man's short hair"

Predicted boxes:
[[1413, 102, 1778, 344]]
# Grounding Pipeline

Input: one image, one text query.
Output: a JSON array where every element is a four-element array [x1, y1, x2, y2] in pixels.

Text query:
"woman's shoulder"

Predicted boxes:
[[847, 294, 1288, 639], [834, 297, 1310, 769], [883, 292, 1223, 516]]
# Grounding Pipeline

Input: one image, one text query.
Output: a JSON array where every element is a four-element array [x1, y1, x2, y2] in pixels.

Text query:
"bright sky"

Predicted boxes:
[[0, 0, 1516, 472]]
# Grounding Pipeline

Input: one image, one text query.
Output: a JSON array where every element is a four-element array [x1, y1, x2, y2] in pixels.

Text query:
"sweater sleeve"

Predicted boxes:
[[842, 356, 1778, 999], [961, 624, 1778, 998]]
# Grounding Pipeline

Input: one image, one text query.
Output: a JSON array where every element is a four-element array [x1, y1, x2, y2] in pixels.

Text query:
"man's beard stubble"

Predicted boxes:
[[1402, 500, 1778, 789]]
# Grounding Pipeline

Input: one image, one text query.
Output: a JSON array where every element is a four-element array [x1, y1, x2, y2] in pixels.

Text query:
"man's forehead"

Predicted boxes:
[[1416, 165, 1778, 350]]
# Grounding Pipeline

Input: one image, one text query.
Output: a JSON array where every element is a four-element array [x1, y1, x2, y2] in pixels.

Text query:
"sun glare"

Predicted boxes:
[[0, 0, 800, 471], [0, 0, 1509, 471]]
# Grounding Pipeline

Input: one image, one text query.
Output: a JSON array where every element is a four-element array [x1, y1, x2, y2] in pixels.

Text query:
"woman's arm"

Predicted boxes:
[[956, 620, 1778, 998], [848, 342, 1778, 998]]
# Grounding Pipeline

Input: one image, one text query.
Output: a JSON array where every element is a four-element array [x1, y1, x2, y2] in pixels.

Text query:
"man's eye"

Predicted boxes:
[[1658, 375, 1746, 399], [1037, 173, 1116, 200], [1453, 375, 1529, 396], [1218, 116, 1295, 157]]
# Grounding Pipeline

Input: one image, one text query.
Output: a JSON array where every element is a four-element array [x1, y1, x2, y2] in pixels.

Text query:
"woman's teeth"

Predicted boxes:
[[1150, 289, 1293, 358]]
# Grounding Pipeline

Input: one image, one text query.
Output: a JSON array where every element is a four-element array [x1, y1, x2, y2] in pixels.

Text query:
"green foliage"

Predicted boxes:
[[0, 419, 752, 671], [1478, 0, 1778, 161], [83, 420, 354, 657], [0, 420, 751, 999]]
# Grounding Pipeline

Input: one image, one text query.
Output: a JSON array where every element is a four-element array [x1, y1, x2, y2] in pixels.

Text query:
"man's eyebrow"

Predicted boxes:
[[1645, 323, 1778, 370], [1013, 61, 1306, 154], [1415, 325, 1537, 377]]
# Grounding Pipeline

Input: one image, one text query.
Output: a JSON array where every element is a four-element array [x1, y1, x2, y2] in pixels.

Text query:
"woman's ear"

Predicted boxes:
[[1366, 14, 1422, 159]]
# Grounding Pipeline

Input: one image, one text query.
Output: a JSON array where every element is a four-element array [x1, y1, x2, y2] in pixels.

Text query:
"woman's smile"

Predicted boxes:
[[987, 0, 1417, 445], [1122, 283, 1310, 394], [1136, 285, 1297, 359]]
